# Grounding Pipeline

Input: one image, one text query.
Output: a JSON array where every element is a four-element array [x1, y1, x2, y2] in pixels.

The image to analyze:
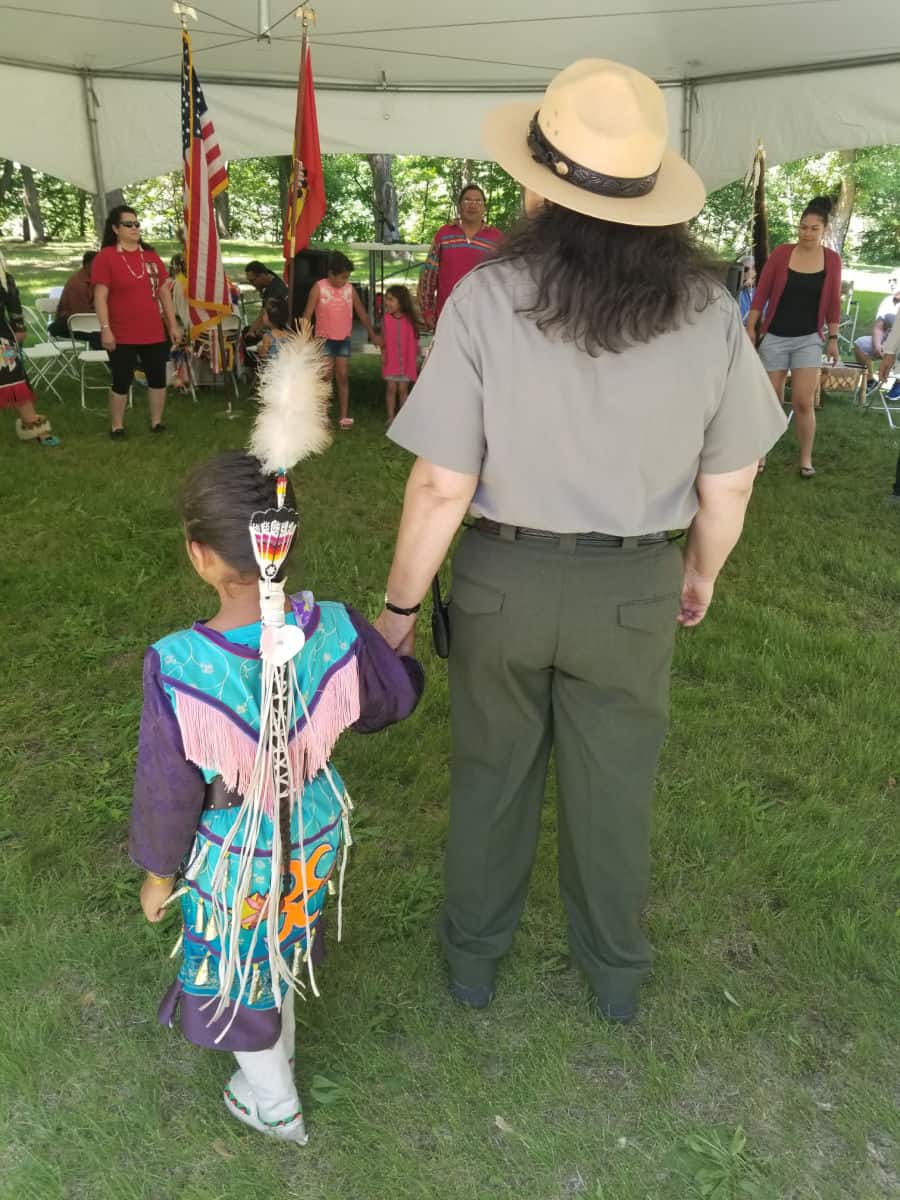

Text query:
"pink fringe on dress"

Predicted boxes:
[[174, 656, 361, 804]]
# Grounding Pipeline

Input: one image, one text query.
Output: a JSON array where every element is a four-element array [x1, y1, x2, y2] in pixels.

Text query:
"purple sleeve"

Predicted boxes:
[[345, 607, 425, 734], [129, 648, 207, 876]]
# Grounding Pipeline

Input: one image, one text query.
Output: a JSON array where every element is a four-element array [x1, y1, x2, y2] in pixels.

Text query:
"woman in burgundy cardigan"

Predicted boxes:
[[746, 197, 842, 478]]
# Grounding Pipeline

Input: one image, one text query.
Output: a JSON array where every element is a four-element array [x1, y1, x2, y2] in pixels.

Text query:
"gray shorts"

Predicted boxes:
[[759, 331, 823, 372]]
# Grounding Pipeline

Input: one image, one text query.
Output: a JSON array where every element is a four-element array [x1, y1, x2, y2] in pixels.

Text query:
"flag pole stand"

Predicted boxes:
[[286, 4, 315, 324]]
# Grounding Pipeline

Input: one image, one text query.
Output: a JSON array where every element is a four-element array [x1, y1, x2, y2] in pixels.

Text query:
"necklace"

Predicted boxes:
[[118, 245, 145, 280]]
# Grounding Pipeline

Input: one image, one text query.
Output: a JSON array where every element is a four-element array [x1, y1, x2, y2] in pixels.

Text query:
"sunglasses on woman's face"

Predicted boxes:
[[118, 220, 141, 228]]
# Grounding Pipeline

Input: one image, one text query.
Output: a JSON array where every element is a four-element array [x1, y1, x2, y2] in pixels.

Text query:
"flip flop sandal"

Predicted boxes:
[[38, 435, 61, 447], [799, 466, 816, 478], [338, 417, 354, 429]]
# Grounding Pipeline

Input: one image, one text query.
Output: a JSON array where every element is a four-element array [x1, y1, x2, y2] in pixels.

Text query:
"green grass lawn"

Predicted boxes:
[[0, 244, 898, 1200]]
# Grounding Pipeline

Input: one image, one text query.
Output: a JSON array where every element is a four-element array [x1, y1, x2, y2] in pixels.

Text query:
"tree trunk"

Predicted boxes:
[[0, 160, 16, 204], [419, 178, 431, 243], [829, 150, 857, 255], [367, 154, 400, 243], [20, 165, 46, 243], [214, 186, 230, 238], [277, 155, 292, 241], [78, 189, 87, 239]]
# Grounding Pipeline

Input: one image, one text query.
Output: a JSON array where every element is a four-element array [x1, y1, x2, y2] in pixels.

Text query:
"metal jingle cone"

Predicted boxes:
[[204, 907, 218, 942], [169, 928, 184, 960], [195, 953, 211, 987], [193, 896, 205, 934], [248, 964, 263, 1004]]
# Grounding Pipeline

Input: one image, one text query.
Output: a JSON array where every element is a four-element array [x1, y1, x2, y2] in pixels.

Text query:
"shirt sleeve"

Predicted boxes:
[[91, 250, 112, 288], [700, 298, 789, 474], [129, 647, 207, 876], [345, 607, 424, 733], [387, 287, 486, 475], [876, 298, 893, 322], [417, 234, 441, 328], [884, 317, 900, 357], [2, 275, 25, 334]]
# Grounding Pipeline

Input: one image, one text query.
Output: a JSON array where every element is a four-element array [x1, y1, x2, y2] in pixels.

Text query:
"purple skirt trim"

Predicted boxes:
[[158, 920, 327, 1052]]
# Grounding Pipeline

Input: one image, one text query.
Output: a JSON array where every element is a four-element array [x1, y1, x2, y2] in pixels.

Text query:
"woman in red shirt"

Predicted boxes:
[[417, 185, 503, 330], [746, 197, 842, 477], [92, 206, 179, 440]]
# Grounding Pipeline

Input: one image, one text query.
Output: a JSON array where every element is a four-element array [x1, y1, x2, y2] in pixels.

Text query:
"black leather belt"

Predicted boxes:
[[204, 777, 243, 811], [471, 517, 673, 548]]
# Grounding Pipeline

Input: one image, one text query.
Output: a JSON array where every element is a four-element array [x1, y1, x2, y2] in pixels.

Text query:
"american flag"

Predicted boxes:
[[181, 31, 230, 343]]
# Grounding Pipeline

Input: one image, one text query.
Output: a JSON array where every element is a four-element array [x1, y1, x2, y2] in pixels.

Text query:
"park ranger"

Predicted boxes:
[[375, 59, 787, 1022]]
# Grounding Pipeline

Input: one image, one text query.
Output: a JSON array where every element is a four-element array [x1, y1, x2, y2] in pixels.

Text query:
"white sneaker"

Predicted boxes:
[[223, 1069, 308, 1145]]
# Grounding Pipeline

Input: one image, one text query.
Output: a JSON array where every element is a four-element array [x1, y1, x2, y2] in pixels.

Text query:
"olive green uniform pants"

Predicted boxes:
[[439, 527, 683, 1007]]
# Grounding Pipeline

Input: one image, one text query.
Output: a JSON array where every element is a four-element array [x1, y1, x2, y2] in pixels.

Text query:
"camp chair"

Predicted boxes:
[[862, 373, 900, 430], [68, 313, 131, 410], [836, 301, 859, 359], [21, 305, 67, 400], [220, 314, 242, 399]]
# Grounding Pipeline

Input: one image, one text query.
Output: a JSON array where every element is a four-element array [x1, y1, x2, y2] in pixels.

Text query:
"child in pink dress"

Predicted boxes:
[[381, 285, 420, 425], [302, 252, 380, 429]]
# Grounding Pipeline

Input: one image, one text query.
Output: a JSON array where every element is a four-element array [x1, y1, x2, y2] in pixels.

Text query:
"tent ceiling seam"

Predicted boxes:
[[4, 48, 900, 91]]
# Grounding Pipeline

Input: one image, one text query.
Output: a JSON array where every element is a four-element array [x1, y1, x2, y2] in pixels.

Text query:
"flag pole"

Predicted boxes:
[[286, 5, 314, 322]]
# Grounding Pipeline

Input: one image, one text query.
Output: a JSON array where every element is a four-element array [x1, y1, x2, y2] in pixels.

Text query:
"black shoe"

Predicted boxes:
[[151, 423, 167, 433], [866, 377, 880, 395], [110, 428, 127, 440], [449, 979, 495, 1010], [592, 995, 639, 1025]]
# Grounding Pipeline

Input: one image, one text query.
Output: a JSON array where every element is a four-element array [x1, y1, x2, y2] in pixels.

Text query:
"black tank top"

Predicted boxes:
[[768, 268, 825, 337]]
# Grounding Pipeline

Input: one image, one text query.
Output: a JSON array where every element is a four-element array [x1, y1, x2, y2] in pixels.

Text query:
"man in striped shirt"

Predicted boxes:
[[418, 185, 503, 329]]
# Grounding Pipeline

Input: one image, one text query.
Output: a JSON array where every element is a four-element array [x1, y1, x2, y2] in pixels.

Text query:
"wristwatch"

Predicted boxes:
[[384, 595, 421, 616]]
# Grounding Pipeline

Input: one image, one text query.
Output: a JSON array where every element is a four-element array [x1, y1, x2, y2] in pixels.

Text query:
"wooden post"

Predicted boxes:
[[286, 9, 311, 323]]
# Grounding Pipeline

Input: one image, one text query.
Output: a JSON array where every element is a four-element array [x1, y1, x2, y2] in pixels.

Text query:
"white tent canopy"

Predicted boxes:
[[1, 1, 899, 197]]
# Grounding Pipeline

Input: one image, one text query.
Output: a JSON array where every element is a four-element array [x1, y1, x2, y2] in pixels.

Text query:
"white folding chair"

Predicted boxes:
[[21, 305, 67, 400], [67, 313, 129, 410], [36, 295, 79, 377]]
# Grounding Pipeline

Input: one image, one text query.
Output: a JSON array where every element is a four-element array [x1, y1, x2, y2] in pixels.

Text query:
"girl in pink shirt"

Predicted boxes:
[[381, 285, 420, 425], [303, 252, 379, 429]]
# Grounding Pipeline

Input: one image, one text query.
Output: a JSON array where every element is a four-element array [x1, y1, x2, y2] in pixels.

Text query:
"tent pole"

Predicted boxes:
[[680, 79, 696, 164], [81, 71, 108, 232]]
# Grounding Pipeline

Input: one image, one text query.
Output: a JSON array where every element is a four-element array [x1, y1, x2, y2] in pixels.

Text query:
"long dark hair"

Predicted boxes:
[[182, 451, 298, 582], [497, 203, 720, 356], [385, 284, 420, 329], [264, 297, 290, 331], [101, 204, 153, 250]]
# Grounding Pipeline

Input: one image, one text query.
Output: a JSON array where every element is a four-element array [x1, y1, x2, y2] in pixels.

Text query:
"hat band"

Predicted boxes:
[[527, 114, 660, 199]]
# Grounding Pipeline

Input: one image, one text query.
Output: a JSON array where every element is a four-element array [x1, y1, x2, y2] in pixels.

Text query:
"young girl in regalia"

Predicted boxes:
[[129, 333, 423, 1145]]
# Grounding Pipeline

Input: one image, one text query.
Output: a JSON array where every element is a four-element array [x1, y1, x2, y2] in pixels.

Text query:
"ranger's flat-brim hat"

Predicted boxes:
[[483, 59, 706, 227]]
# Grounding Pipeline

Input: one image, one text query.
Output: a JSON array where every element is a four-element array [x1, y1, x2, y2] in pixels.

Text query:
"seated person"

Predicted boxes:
[[854, 272, 900, 394], [876, 303, 900, 401], [257, 297, 292, 361], [243, 261, 289, 356], [49, 251, 100, 347]]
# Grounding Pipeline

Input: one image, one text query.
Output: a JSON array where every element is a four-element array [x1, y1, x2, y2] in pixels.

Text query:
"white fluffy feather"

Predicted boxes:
[[248, 332, 332, 473]]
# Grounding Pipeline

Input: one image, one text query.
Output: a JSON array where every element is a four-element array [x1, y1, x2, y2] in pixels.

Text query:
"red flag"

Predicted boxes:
[[284, 49, 326, 260], [182, 31, 230, 345]]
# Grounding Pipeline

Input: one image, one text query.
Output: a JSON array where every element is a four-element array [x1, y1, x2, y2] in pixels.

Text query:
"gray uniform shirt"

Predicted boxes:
[[389, 259, 787, 536]]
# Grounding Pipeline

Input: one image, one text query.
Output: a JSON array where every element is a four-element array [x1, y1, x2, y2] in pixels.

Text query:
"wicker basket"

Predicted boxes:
[[819, 362, 864, 393]]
